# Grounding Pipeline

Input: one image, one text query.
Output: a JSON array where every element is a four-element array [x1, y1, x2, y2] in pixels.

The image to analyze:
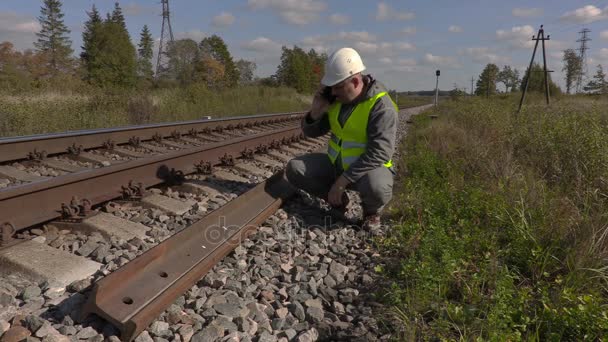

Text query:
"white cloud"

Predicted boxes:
[[397, 58, 417, 66], [0, 11, 41, 50], [462, 47, 511, 65], [496, 25, 536, 49], [123, 3, 156, 16], [600, 48, 608, 58], [376, 2, 414, 21], [174, 30, 207, 42], [400, 27, 416, 35], [242, 36, 282, 53], [560, 5, 608, 24], [512, 7, 543, 18], [212, 12, 235, 28], [601, 31, 608, 40], [248, 0, 327, 25], [380, 57, 392, 65], [329, 13, 350, 25], [421, 53, 461, 68], [300, 32, 414, 57], [448, 25, 463, 33]]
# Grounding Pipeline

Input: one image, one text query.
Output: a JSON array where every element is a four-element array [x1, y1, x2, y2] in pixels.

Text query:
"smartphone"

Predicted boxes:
[[321, 86, 336, 104]]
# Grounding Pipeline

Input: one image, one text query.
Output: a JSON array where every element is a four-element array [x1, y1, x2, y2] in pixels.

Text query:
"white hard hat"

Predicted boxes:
[[321, 47, 366, 86]]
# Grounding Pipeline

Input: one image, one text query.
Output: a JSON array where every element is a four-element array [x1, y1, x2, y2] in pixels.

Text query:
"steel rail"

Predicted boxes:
[[81, 171, 295, 341], [0, 111, 304, 163], [0, 126, 302, 234]]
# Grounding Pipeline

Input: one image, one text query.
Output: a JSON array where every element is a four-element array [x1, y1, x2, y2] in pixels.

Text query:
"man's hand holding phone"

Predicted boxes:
[[310, 86, 333, 120]]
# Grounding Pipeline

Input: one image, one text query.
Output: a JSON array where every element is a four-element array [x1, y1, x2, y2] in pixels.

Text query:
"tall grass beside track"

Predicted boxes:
[[0, 85, 309, 137], [382, 95, 608, 340]]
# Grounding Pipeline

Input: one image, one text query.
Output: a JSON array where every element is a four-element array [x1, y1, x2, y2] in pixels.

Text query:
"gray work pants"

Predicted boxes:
[[285, 153, 394, 215]]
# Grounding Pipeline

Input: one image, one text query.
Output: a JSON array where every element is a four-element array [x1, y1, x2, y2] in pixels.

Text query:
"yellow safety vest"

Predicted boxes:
[[327, 91, 397, 170]]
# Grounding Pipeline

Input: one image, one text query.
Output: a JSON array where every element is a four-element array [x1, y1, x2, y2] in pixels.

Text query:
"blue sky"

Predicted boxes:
[[1, 1, 607, 91]]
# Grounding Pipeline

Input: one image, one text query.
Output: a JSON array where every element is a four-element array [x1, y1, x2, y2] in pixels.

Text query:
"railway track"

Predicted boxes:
[[0, 105, 432, 342], [0, 110, 336, 341]]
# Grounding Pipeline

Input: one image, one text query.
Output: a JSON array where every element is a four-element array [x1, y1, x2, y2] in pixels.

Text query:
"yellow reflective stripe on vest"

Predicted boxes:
[[326, 91, 393, 170]]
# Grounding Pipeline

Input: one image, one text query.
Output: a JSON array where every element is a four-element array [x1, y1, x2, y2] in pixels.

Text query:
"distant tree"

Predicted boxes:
[[35, 0, 73, 74], [88, 19, 137, 88], [110, 2, 127, 30], [167, 39, 200, 85], [307, 49, 327, 91], [199, 35, 239, 87], [520, 63, 561, 95], [235, 59, 256, 85], [497, 65, 520, 92], [583, 64, 607, 95], [137, 25, 154, 81], [562, 49, 582, 94], [195, 56, 225, 88], [275, 46, 316, 93], [81, 4, 102, 81], [475, 63, 499, 96]]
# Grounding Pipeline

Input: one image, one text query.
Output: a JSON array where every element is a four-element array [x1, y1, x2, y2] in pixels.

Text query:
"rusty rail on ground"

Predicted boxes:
[[0, 126, 302, 239], [0, 112, 303, 163], [81, 171, 295, 341]]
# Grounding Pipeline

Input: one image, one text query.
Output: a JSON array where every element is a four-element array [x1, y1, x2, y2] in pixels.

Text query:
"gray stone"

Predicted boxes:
[[148, 321, 170, 337], [0, 290, 16, 307], [57, 326, 76, 336], [329, 261, 348, 283], [192, 324, 224, 342], [332, 302, 345, 315], [67, 278, 92, 293], [288, 302, 305, 321], [134, 331, 154, 342], [306, 307, 324, 323], [76, 239, 99, 257], [21, 286, 42, 301], [212, 303, 241, 319], [178, 325, 194, 342], [282, 329, 297, 340], [24, 315, 45, 332], [257, 331, 277, 342], [211, 317, 238, 333], [323, 275, 337, 288], [35, 322, 59, 338], [304, 298, 322, 310], [271, 318, 285, 331], [296, 328, 319, 342], [75, 327, 97, 339], [41, 333, 70, 342]]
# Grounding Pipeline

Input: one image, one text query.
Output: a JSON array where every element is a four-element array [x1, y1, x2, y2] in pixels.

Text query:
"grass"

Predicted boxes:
[[380, 94, 608, 340], [0, 85, 309, 137], [396, 95, 433, 109]]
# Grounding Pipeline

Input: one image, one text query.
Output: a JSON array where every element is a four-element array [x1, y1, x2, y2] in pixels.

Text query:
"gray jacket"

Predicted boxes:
[[301, 75, 397, 183]]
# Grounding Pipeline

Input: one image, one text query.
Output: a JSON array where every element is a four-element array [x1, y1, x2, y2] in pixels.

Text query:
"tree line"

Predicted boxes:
[[0, 0, 326, 93], [474, 49, 607, 97]]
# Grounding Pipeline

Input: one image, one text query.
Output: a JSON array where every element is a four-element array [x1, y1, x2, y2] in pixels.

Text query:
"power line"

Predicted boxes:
[[518, 25, 552, 113]]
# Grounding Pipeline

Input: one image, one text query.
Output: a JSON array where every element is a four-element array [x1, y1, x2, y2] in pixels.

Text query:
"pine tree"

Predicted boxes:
[[583, 64, 607, 94], [475, 63, 499, 96], [81, 4, 102, 80], [35, 0, 73, 73], [520, 63, 561, 95], [111, 2, 127, 30], [199, 35, 239, 87], [89, 19, 137, 88], [137, 25, 154, 81]]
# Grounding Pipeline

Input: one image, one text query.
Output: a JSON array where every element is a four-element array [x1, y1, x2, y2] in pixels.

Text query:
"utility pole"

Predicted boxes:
[[518, 25, 551, 113], [434, 70, 440, 106], [156, 0, 175, 77], [471, 76, 474, 96], [575, 28, 591, 93]]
